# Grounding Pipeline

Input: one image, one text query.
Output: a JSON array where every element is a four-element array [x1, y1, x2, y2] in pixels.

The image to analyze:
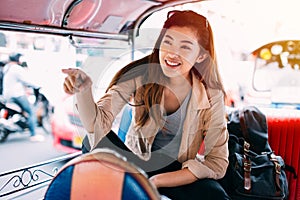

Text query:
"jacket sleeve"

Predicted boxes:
[[182, 89, 229, 180], [81, 78, 137, 149]]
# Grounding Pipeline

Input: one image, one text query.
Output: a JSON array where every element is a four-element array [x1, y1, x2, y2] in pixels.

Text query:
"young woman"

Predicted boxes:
[[62, 10, 230, 200]]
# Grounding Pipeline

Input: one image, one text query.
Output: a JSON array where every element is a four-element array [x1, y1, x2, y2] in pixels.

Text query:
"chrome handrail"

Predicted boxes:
[[0, 151, 82, 199]]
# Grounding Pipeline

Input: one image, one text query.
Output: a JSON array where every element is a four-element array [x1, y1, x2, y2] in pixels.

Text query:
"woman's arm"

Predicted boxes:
[[62, 68, 97, 133], [62, 68, 137, 136], [149, 168, 197, 188], [76, 87, 98, 133]]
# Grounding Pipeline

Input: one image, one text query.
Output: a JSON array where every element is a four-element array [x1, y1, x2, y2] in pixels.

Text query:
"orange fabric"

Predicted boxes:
[[71, 161, 125, 200]]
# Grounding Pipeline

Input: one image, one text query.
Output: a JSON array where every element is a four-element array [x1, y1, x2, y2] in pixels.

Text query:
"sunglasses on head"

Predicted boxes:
[[167, 10, 182, 19], [167, 10, 208, 28]]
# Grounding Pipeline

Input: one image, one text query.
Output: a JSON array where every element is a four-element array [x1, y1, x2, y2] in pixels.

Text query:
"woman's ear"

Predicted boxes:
[[196, 53, 208, 63]]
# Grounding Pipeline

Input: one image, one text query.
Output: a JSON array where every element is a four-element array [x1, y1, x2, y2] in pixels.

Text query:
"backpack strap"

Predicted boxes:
[[283, 164, 298, 179], [239, 107, 253, 192], [239, 107, 250, 143], [243, 140, 252, 191], [269, 153, 285, 196]]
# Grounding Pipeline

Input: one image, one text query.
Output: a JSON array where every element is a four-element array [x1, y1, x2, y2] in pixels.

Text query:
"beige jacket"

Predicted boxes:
[[84, 73, 229, 180]]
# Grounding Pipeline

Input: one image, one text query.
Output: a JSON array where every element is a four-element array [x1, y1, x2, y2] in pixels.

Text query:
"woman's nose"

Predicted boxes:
[[167, 51, 180, 59]]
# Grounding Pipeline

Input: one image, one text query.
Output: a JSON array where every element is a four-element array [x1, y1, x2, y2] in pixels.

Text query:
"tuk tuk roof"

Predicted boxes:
[[0, 0, 203, 40]]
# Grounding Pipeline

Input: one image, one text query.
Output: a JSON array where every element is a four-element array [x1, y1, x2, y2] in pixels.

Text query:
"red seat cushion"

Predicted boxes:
[[267, 116, 300, 200]]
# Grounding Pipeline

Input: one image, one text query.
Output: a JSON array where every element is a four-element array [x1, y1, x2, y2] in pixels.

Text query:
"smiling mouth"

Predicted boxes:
[[165, 59, 181, 68]]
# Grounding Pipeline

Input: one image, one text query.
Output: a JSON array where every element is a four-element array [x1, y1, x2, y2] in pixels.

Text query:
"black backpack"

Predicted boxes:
[[226, 106, 272, 154], [220, 106, 289, 200]]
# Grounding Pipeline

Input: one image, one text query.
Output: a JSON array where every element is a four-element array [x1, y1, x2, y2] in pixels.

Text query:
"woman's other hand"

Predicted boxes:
[[62, 68, 92, 95]]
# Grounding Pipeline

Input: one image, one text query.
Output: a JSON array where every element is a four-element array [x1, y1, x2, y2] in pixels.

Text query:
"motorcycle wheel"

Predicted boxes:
[[0, 126, 9, 143]]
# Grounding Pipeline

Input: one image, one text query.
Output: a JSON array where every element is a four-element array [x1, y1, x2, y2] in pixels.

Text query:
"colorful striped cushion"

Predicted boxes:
[[44, 148, 160, 200]]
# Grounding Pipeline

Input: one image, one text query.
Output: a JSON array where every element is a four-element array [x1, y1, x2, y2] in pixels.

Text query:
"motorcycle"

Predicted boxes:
[[0, 87, 53, 143]]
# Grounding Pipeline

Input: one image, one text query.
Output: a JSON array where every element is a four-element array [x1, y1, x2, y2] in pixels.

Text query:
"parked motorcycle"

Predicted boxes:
[[0, 87, 53, 143]]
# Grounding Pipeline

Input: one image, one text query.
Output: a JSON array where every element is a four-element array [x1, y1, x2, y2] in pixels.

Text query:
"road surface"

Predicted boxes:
[[0, 127, 77, 200]]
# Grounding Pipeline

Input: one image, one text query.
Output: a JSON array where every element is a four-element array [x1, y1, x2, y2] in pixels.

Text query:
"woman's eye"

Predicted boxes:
[[181, 45, 192, 50], [163, 40, 172, 45]]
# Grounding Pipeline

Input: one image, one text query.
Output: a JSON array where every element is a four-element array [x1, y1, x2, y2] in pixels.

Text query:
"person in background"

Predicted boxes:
[[62, 10, 230, 200], [2, 53, 44, 142]]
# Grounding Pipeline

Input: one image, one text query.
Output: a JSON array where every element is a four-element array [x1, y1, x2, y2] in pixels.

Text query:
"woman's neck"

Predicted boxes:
[[167, 73, 192, 92], [163, 74, 192, 115]]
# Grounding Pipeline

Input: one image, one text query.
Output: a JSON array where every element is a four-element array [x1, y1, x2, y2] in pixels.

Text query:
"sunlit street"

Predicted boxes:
[[0, 127, 66, 173]]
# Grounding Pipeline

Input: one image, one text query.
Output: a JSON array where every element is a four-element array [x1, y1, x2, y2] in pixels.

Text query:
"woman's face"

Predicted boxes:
[[159, 26, 205, 80]]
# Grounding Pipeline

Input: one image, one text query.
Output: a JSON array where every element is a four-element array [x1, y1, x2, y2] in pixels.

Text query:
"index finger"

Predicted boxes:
[[62, 68, 78, 76]]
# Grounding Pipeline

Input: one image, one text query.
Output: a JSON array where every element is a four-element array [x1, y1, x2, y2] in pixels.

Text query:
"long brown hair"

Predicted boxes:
[[107, 10, 225, 127]]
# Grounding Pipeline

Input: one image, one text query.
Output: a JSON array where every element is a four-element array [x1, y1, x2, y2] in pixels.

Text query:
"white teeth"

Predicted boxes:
[[166, 60, 180, 66]]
